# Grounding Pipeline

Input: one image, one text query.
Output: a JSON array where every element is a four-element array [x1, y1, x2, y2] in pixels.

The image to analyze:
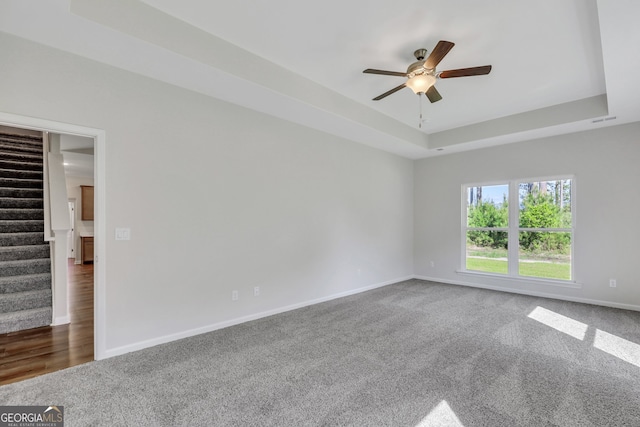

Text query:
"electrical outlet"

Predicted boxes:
[[609, 279, 617, 288], [232, 290, 239, 301], [254, 286, 260, 296]]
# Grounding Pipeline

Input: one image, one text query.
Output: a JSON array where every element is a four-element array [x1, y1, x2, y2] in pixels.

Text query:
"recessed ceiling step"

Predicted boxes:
[[0, 273, 51, 293], [0, 232, 46, 246], [0, 289, 52, 314], [0, 258, 51, 277], [0, 307, 51, 334], [0, 244, 50, 261]]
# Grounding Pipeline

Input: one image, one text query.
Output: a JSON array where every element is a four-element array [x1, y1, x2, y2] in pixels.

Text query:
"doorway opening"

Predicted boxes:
[[0, 112, 105, 383]]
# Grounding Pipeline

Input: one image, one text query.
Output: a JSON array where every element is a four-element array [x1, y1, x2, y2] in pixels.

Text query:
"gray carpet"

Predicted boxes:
[[2, 279, 640, 426], [0, 131, 51, 333]]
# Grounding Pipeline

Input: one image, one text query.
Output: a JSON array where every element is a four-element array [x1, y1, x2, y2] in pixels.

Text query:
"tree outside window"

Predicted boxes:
[[464, 178, 573, 281]]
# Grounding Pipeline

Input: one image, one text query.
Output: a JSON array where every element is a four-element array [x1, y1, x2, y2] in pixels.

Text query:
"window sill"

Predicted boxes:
[[456, 270, 582, 289]]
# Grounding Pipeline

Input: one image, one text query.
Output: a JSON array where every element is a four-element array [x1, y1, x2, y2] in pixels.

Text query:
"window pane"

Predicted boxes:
[[466, 231, 508, 274], [519, 180, 572, 228], [467, 184, 509, 227], [518, 232, 571, 280]]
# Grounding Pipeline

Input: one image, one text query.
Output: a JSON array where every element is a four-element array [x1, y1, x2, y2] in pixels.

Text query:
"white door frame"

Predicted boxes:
[[67, 200, 76, 260], [0, 111, 107, 360]]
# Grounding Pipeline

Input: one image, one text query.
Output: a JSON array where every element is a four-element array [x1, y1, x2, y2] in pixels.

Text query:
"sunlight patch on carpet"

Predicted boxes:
[[593, 329, 640, 368], [415, 400, 464, 427], [527, 306, 588, 340]]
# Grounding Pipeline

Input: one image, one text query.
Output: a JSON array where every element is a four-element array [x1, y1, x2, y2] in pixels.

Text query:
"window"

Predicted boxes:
[[465, 184, 509, 274], [463, 178, 573, 281]]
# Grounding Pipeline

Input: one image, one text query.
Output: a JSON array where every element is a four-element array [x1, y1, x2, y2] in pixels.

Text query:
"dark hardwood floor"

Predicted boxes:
[[0, 260, 94, 385]]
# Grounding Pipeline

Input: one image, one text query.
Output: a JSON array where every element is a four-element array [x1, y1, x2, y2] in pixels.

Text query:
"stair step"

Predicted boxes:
[[0, 232, 46, 246], [0, 289, 52, 314], [0, 150, 43, 163], [0, 177, 43, 189], [0, 273, 51, 293], [0, 208, 44, 220], [0, 133, 43, 146], [0, 168, 43, 180], [0, 307, 51, 334], [0, 198, 43, 209], [0, 259, 51, 277], [0, 244, 50, 261], [0, 142, 43, 155], [0, 187, 44, 199], [0, 133, 51, 335], [0, 220, 44, 233], [0, 159, 44, 172]]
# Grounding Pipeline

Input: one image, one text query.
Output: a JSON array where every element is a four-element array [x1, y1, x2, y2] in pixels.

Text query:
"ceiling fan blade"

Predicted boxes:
[[425, 86, 442, 103], [363, 68, 407, 77], [373, 83, 406, 101], [424, 40, 455, 69], [439, 65, 492, 79]]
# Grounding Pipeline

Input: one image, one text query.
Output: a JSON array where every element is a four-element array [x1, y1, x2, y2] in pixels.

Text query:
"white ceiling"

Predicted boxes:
[[1, 0, 638, 159]]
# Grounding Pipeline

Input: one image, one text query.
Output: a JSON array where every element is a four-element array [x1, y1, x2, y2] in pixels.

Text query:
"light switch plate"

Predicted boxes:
[[115, 228, 131, 240]]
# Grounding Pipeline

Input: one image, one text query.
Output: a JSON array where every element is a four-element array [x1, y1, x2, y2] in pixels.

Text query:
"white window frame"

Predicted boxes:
[[461, 175, 576, 285]]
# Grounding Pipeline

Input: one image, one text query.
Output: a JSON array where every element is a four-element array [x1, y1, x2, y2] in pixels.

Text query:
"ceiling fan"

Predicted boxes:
[[363, 40, 492, 103]]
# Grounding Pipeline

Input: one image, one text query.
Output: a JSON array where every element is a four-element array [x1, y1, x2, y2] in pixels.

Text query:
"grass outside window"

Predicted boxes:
[[464, 178, 573, 282]]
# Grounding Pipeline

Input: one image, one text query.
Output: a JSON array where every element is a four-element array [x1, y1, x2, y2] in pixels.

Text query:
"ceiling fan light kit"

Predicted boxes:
[[405, 49, 437, 94], [363, 40, 492, 103], [406, 74, 436, 94]]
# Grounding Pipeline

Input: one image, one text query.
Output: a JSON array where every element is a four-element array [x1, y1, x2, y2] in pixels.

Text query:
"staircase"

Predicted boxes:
[[0, 132, 52, 334]]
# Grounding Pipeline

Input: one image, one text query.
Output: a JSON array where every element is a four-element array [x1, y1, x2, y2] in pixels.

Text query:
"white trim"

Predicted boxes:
[[0, 111, 106, 361], [93, 130, 106, 360], [102, 276, 413, 359], [455, 269, 582, 289], [414, 275, 640, 312], [462, 176, 575, 281], [52, 315, 71, 326]]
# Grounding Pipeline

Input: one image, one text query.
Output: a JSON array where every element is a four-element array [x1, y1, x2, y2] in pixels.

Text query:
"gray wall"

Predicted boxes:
[[0, 33, 414, 355], [2, 30, 639, 360], [414, 122, 640, 309]]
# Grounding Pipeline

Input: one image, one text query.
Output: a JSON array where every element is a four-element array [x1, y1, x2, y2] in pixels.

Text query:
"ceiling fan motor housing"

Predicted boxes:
[[407, 60, 434, 78]]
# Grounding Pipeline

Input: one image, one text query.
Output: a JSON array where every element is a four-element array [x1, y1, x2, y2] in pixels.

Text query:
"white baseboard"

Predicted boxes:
[[52, 315, 70, 326], [101, 275, 413, 360], [413, 275, 640, 312]]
